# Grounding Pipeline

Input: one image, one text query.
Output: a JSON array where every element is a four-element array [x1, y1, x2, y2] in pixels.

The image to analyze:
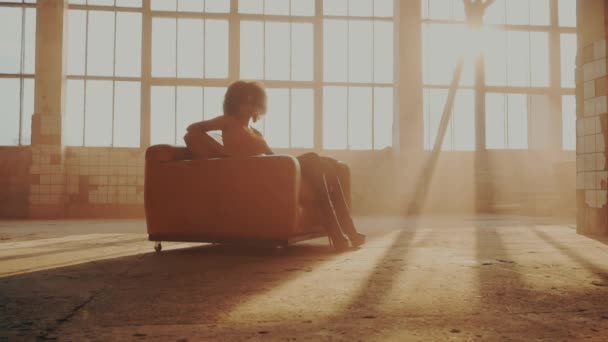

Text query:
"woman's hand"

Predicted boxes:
[[186, 115, 231, 133]]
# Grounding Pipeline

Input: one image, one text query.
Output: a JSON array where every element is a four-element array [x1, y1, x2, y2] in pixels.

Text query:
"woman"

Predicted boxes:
[[185, 80, 365, 251]]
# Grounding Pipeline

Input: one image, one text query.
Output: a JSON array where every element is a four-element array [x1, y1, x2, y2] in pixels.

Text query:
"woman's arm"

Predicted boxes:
[[186, 115, 231, 134], [251, 127, 275, 155]]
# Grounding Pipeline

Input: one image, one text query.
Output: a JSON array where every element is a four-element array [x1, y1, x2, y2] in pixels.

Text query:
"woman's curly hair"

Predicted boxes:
[[223, 80, 267, 116]]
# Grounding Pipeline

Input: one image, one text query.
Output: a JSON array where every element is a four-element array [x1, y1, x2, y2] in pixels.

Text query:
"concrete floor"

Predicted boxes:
[[1, 216, 608, 341]]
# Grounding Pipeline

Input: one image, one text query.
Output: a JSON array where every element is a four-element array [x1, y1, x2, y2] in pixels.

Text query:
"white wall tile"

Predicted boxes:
[[586, 190, 598, 207], [594, 39, 607, 59], [596, 96, 608, 115], [585, 80, 596, 99]]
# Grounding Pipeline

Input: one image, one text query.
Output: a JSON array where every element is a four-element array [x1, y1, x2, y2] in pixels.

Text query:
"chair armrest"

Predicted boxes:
[[146, 145, 192, 162]]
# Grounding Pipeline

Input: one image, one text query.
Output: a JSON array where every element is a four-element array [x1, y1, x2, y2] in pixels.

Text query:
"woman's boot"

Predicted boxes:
[[318, 175, 349, 251], [329, 176, 366, 248]]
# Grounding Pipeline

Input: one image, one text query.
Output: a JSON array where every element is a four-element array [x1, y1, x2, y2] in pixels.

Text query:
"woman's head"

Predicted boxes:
[[223, 80, 267, 122]]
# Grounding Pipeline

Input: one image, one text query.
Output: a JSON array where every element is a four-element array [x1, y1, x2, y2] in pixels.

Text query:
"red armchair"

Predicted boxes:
[[144, 145, 351, 251]]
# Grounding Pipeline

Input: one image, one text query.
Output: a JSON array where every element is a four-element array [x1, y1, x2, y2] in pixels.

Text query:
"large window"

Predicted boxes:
[[422, 0, 576, 151], [322, 0, 394, 150], [66, 1, 143, 147], [238, 1, 316, 148], [62, 0, 396, 150], [0, 0, 36, 146], [149, 1, 230, 146]]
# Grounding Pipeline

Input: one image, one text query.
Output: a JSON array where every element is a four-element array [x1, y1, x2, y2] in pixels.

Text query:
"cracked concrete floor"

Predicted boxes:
[[1, 216, 608, 341]]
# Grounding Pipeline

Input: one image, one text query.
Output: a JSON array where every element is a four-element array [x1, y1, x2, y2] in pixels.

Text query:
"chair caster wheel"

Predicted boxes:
[[154, 242, 162, 253]]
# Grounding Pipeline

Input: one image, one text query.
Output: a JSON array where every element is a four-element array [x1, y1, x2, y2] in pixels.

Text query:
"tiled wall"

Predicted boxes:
[[63, 148, 145, 217], [577, 38, 608, 235]]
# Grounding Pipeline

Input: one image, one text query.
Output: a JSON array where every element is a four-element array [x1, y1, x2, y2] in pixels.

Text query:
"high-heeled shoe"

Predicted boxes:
[[328, 233, 349, 251], [347, 232, 366, 248]]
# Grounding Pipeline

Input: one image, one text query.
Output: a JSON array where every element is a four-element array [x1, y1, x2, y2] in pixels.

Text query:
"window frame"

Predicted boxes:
[[63, 0, 398, 151], [0, 0, 37, 146], [421, 0, 576, 151]]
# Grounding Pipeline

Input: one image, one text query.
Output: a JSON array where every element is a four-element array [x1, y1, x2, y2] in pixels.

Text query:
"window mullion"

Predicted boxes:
[[141, 0, 152, 147], [314, 0, 323, 151]]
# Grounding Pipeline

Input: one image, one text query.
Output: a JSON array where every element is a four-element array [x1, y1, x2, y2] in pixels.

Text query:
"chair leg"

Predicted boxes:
[[154, 241, 162, 253]]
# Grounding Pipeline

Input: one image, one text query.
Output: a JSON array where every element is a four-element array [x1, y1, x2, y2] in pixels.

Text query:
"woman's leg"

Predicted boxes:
[[297, 153, 348, 250], [320, 158, 366, 247]]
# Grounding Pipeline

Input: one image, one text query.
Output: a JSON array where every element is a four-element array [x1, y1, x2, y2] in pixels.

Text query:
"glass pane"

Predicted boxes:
[[374, 0, 393, 17], [85, 80, 113, 147], [67, 10, 86, 76], [561, 33, 577, 88], [323, 19, 348, 82], [506, 30, 530, 87], [0, 7, 22, 73], [349, 20, 372, 83], [151, 86, 176, 145], [152, 0, 177, 11], [507, 94, 528, 149], [484, 0, 505, 24], [206, 0, 230, 13], [373, 87, 392, 149], [291, 0, 315, 16], [484, 29, 507, 86], [349, 0, 372, 16], [265, 21, 290, 80], [177, 19, 204, 78], [265, 88, 289, 148], [348, 87, 372, 149], [265, 0, 289, 15], [506, 0, 529, 25], [374, 21, 393, 83], [239, 0, 263, 14], [291, 23, 313, 81], [323, 86, 348, 149], [66, 80, 85, 146], [425, 88, 452, 151], [0, 78, 20, 146], [176, 86, 203, 146], [69, 0, 87, 4], [421, 0, 429, 19], [422, 23, 472, 86], [114, 82, 141, 147], [562, 95, 576, 151], [240, 21, 264, 79], [528, 94, 550, 149], [530, 32, 549, 87], [87, 11, 115, 76], [485, 93, 506, 149], [23, 8, 36, 74], [529, 0, 549, 25], [452, 89, 475, 151], [115, 12, 142, 77], [451, 0, 465, 21], [428, 0, 450, 20], [291, 88, 314, 148], [558, 0, 576, 27], [88, 0, 114, 5], [178, 0, 204, 12], [116, 0, 143, 7], [205, 20, 228, 78], [20, 79, 34, 145], [324, 0, 347, 16], [152, 18, 177, 77], [204, 86, 226, 120]]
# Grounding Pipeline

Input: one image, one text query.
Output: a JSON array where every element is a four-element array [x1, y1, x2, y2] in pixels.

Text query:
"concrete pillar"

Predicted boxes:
[[29, 0, 68, 217], [576, 0, 608, 235]]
